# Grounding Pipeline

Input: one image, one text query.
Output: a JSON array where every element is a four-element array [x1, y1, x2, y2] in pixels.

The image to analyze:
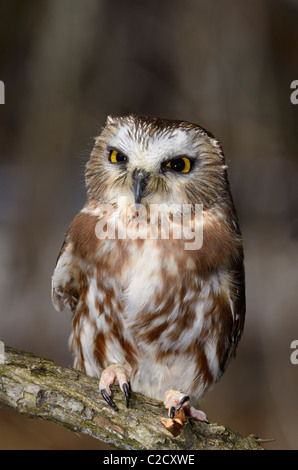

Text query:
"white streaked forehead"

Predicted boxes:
[[108, 123, 197, 170]]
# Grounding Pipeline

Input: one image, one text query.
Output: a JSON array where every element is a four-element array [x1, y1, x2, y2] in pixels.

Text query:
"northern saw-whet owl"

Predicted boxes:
[[52, 114, 245, 424]]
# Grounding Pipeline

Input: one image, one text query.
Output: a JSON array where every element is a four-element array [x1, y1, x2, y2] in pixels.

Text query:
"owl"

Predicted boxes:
[[51, 114, 245, 422]]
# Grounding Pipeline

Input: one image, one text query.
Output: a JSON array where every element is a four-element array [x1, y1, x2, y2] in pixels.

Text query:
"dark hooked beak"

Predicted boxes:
[[132, 168, 150, 207]]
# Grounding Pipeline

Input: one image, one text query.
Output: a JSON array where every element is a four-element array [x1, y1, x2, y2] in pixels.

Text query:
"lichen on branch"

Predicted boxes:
[[0, 345, 263, 450]]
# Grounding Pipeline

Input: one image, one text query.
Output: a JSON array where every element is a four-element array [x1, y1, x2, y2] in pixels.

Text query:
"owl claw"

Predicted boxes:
[[122, 382, 130, 408], [169, 396, 189, 419], [169, 406, 176, 419], [100, 388, 118, 411], [164, 389, 208, 422], [176, 395, 190, 412], [99, 363, 131, 411], [167, 395, 190, 418]]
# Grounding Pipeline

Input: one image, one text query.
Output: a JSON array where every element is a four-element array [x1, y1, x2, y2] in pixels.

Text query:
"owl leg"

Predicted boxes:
[[164, 389, 209, 422], [99, 363, 131, 411]]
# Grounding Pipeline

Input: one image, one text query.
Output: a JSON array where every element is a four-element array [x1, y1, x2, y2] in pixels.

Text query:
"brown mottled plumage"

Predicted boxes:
[[52, 114, 245, 421]]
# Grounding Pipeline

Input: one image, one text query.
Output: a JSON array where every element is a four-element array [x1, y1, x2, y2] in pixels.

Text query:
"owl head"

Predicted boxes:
[[86, 115, 229, 209]]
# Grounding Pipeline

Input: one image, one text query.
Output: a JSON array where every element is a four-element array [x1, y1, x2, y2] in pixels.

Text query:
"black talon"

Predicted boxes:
[[169, 406, 176, 419], [176, 395, 190, 412], [100, 388, 118, 411], [123, 383, 130, 408]]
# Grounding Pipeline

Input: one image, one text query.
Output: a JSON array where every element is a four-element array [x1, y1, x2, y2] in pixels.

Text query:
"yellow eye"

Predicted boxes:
[[165, 157, 192, 173], [109, 150, 127, 163]]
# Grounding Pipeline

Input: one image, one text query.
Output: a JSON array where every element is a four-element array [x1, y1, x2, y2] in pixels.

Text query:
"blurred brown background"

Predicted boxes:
[[0, 0, 297, 450]]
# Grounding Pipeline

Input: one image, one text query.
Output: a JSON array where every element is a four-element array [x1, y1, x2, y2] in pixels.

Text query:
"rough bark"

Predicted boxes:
[[0, 345, 264, 450]]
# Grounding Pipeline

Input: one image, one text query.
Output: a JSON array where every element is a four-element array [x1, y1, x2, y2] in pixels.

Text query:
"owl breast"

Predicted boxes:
[[71, 235, 229, 403]]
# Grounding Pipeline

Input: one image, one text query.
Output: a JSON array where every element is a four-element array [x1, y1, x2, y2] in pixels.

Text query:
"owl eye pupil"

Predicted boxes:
[[172, 158, 185, 172], [109, 150, 127, 163], [117, 153, 126, 162], [164, 157, 192, 173]]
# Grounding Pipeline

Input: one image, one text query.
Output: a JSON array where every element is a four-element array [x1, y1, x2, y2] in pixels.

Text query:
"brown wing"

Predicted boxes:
[[51, 238, 84, 312], [218, 257, 246, 375], [51, 211, 101, 313]]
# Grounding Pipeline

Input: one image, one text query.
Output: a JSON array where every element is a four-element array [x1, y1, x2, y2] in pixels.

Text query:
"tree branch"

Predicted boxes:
[[0, 344, 264, 450]]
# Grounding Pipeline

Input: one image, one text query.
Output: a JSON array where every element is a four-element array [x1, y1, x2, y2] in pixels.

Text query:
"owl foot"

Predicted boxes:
[[99, 363, 131, 411], [164, 389, 209, 423]]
